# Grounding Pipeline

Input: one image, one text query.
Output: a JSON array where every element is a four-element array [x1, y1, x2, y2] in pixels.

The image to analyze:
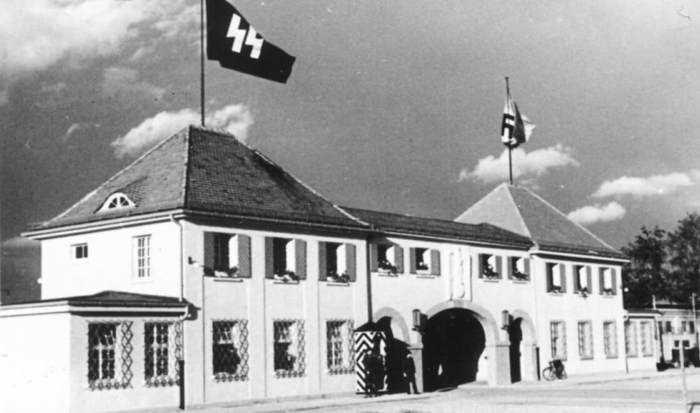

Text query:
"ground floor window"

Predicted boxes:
[[577, 321, 594, 360], [326, 320, 355, 374], [212, 320, 249, 382], [88, 321, 133, 390], [625, 321, 638, 357], [603, 321, 618, 358], [145, 322, 182, 386], [550, 321, 567, 361], [640, 321, 653, 357], [273, 319, 305, 378]]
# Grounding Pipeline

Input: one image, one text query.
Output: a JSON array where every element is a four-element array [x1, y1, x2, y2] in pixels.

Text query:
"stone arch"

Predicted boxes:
[[510, 309, 537, 346], [424, 299, 503, 346], [509, 309, 538, 382], [373, 306, 411, 343]]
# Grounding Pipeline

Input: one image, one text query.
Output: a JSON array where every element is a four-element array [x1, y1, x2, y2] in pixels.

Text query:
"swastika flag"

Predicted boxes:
[[501, 89, 535, 148], [206, 0, 296, 83]]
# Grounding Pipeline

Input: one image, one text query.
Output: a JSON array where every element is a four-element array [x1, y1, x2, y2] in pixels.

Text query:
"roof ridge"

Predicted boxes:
[[180, 126, 194, 208], [519, 185, 617, 251], [454, 183, 507, 222], [503, 184, 532, 238], [47, 126, 189, 226]]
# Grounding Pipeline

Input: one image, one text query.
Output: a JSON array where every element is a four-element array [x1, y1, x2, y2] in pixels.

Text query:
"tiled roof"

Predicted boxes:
[[455, 183, 624, 259], [3, 290, 188, 308], [32, 126, 367, 231], [342, 207, 533, 249]]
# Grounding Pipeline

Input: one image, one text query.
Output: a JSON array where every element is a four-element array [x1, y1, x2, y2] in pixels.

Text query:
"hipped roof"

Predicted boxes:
[[455, 183, 624, 259]]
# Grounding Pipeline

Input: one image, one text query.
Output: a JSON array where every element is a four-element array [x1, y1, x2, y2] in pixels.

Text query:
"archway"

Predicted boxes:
[[509, 318, 523, 383], [422, 308, 486, 391]]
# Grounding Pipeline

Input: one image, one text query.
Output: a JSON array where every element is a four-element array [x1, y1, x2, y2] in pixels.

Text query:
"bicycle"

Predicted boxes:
[[542, 359, 567, 381]]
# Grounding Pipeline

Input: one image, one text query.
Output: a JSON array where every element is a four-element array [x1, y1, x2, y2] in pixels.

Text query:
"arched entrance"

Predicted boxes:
[[422, 308, 486, 391]]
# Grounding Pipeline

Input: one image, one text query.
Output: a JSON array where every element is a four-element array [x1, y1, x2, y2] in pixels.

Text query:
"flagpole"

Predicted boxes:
[[506, 77, 513, 185], [200, 0, 206, 127]]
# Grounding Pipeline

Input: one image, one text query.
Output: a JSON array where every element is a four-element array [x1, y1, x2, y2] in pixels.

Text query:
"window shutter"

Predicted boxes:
[[409, 248, 417, 274], [318, 242, 327, 281], [346, 244, 356, 282], [370, 244, 378, 272], [611, 268, 618, 295], [546, 264, 553, 292], [524, 258, 530, 277], [496, 256, 503, 279], [395, 246, 404, 274], [238, 234, 251, 278], [506, 257, 513, 280], [559, 264, 567, 293], [295, 239, 307, 280], [204, 232, 216, 269], [572, 267, 579, 294], [264, 237, 274, 279], [599, 268, 605, 294], [586, 266, 592, 292], [431, 249, 440, 276], [478, 254, 484, 278]]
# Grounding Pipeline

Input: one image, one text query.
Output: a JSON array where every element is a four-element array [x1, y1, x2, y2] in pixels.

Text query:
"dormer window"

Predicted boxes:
[[100, 193, 135, 212]]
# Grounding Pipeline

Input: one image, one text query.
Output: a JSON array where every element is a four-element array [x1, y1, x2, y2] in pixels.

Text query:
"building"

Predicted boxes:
[[0, 126, 627, 413]]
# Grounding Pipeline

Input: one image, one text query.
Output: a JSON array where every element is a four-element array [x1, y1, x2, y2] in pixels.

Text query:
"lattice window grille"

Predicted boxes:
[[577, 321, 594, 360], [603, 321, 618, 358], [212, 320, 249, 382], [144, 322, 182, 387], [326, 320, 355, 375], [273, 319, 305, 378], [625, 321, 638, 356], [88, 321, 133, 390], [640, 322, 653, 356], [550, 321, 567, 361]]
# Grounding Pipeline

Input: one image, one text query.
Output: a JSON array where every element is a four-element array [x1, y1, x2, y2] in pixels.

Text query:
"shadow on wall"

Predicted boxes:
[[376, 316, 412, 394], [421, 309, 486, 391]]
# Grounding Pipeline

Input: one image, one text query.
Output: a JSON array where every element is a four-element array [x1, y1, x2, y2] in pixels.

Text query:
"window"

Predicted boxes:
[[509, 257, 529, 281], [574, 265, 591, 294], [99, 193, 134, 212], [546, 263, 566, 293], [603, 321, 618, 358], [88, 321, 133, 390], [319, 242, 356, 282], [134, 236, 151, 279], [640, 321, 653, 357], [578, 321, 594, 360], [690, 322, 696, 334], [479, 254, 501, 279], [682, 321, 688, 334], [326, 320, 355, 374], [145, 322, 182, 386], [72, 243, 88, 261], [665, 321, 672, 334], [376, 244, 401, 274], [625, 321, 638, 357], [600, 267, 617, 295], [205, 233, 251, 278], [273, 320, 305, 378], [550, 321, 567, 361], [212, 320, 249, 382], [265, 238, 306, 281], [409, 248, 441, 276]]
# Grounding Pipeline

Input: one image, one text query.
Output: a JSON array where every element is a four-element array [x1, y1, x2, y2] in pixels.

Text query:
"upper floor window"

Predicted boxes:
[[204, 232, 251, 278], [478, 254, 501, 279], [319, 242, 356, 283], [599, 267, 617, 295], [370, 243, 403, 275], [72, 243, 88, 262], [546, 263, 566, 293], [265, 237, 306, 282], [99, 193, 135, 212], [508, 256, 529, 281], [409, 248, 441, 276], [134, 235, 151, 279], [574, 265, 591, 295]]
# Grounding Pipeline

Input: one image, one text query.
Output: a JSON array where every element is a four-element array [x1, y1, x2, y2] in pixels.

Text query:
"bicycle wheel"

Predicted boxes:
[[542, 367, 555, 381]]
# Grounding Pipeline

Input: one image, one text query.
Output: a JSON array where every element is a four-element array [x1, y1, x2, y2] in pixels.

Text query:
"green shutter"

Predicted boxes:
[[318, 242, 327, 281], [431, 250, 440, 276], [370, 244, 378, 272], [264, 237, 274, 279], [611, 268, 618, 295], [546, 263, 553, 292], [295, 239, 307, 280], [238, 234, 251, 278], [586, 266, 592, 292], [506, 257, 513, 280], [204, 232, 216, 269], [478, 254, 484, 278], [524, 258, 530, 277], [599, 268, 605, 294], [409, 248, 417, 274], [346, 244, 357, 282], [559, 263, 567, 293], [572, 266, 579, 294], [496, 256, 503, 279], [395, 246, 404, 274]]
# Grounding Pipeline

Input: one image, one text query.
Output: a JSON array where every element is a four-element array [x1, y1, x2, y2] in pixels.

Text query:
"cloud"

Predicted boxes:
[[459, 144, 579, 183], [101, 67, 165, 101], [567, 202, 627, 226], [592, 171, 699, 199], [111, 105, 255, 158], [0, 0, 192, 82]]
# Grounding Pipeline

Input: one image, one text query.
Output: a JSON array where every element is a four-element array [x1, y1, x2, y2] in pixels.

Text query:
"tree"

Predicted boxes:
[[622, 213, 700, 308]]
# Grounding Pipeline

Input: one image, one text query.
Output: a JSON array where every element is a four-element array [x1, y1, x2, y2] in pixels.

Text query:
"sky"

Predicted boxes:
[[2, 0, 700, 291]]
